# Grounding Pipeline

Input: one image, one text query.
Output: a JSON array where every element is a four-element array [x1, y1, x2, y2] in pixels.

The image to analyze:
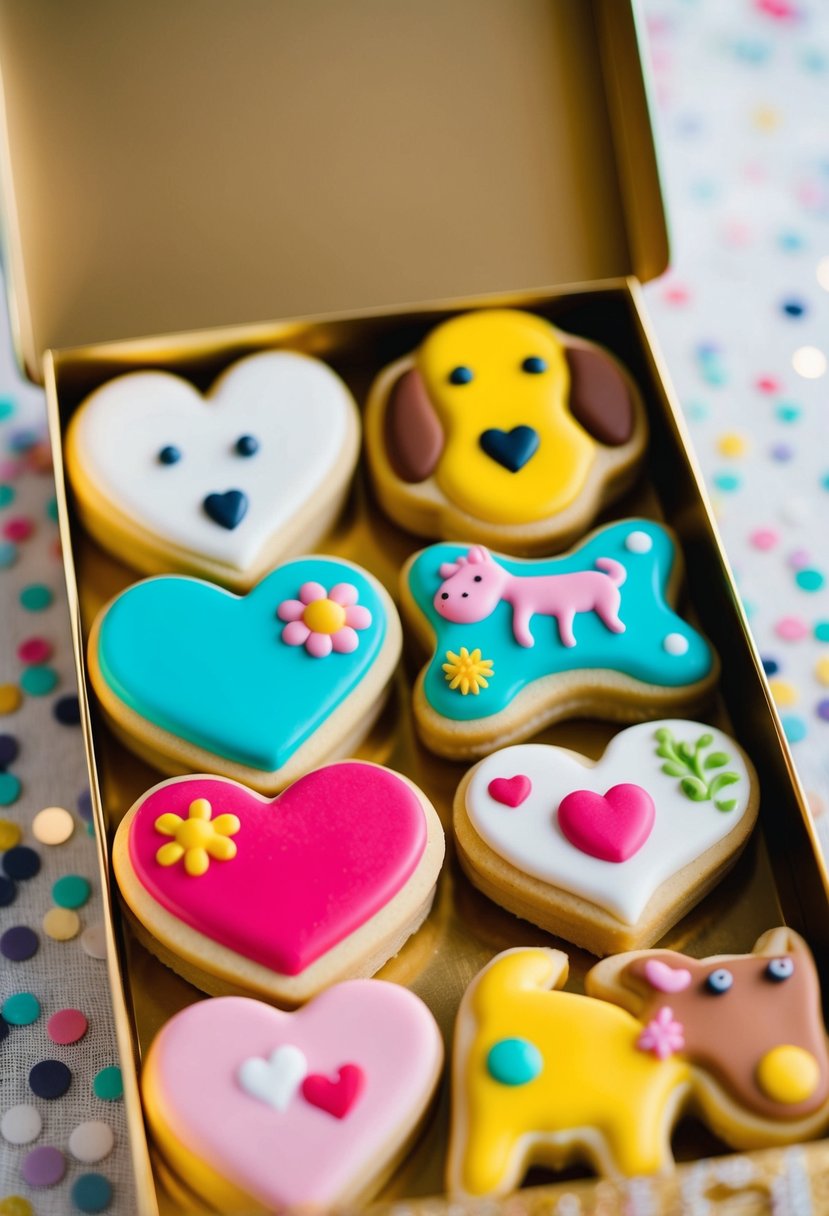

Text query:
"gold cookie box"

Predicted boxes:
[[1, 2, 827, 1211]]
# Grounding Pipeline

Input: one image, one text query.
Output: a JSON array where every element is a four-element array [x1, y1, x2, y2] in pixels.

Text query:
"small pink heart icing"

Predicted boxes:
[[557, 783, 655, 863], [488, 776, 532, 808], [302, 1064, 364, 1119], [642, 958, 693, 993]]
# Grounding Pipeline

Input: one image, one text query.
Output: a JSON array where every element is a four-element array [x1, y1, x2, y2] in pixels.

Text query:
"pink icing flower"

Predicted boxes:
[[637, 1006, 685, 1061], [277, 582, 372, 659]]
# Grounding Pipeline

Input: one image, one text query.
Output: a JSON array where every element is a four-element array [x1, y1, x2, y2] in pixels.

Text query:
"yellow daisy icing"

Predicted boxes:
[[154, 797, 240, 877], [442, 647, 494, 696]]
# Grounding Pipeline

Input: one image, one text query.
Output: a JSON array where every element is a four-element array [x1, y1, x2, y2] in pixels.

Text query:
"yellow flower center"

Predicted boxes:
[[303, 598, 346, 635], [176, 818, 215, 849]]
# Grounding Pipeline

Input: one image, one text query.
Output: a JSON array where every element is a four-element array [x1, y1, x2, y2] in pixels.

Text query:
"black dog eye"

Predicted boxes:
[[449, 366, 474, 386], [474, 575, 482, 582], [766, 958, 794, 982], [235, 435, 259, 457], [158, 445, 181, 465], [522, 356, 547, 374], [705, 968, 733, 995]]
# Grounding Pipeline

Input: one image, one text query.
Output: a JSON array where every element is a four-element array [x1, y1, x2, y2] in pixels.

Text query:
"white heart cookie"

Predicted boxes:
[[463, 720, 755, 925], [66, 351, 359, 587], [238, 1044, 308, 1111]]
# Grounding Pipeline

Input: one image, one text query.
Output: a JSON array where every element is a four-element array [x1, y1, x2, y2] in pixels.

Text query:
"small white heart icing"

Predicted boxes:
[[465, 720, 752, 924], [68, 351, 355, 573], [237, 1043, 308, 1111]]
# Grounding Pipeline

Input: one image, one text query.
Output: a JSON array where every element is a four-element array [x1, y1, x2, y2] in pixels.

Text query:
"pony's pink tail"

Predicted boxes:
[[595, 557, 627, 586]]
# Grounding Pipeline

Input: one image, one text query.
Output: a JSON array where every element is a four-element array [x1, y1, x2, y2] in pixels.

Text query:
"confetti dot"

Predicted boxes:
[[663, 633, 689, 656], [781, 297, 807, 318], [21, 1145, 66, 1187], [47, 1008, 88, 1045], [789, 549, 811, 570], [714, 471, 741, 492], [0, 734, 19, 766], [793, 346, 827, 379], [779, 230, 805, 252], [817, 699, 829, 722], [816, 658, 829, 685], [762, 657, 780, 675], [54, 694, 81, 726], [750, 528, 779, 551], [0, 684, 22, 714], [68, 1122, 114, 1164], [19, 584, 53, 612], [0, 483, 14, 507], [0, 1016, 7, 1042], [7, 428, 39, 454], [0, 876, 16, 906], [29, 1059, 71, 1100], [0, 540, 16, 568], [775, 401, 801, 422], [781, 714, 807, 743], [771, 442, 794, 461], [0, 820, 21, 850], [2, 517, 32, 542], [32, 806, 74, 846], [755, 375, 780, 394], [776, 616, 809, 641], [2, 993, 41, 1026], [53, 874, 91, 909], [796, 569, 825, 592], [43, 907, 80, 941], [0, 1199, 33, 1216], [20, 666, 58, 696], [717, 432, 746, 457], [1, 926, 38, 961], [16, 637, 52, 665], [815, 622, 829, 642], [3, 846, 40, 881], [93, 1067, 122, 1101], [1, 1105, 42, 1145], [71, 1173, 113, 1213], [0, 773, 21, 807], [77, 789, 92, 821], [625, 530, 653, 554], [769, 679, 798, 707], [81, 923, 107, 960]]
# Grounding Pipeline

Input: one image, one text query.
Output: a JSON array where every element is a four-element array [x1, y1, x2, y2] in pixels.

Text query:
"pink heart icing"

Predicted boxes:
[[488, 775, 532, 808], [642, 958, 693, 993], [556, 783, 655, 863], [144, 985, 442, 1210], [128, 764, 426, 974], [302, 1064, 364, 1119]]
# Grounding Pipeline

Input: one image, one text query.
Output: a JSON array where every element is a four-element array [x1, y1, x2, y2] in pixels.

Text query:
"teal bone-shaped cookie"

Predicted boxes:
[[406, 520, 715, 723]]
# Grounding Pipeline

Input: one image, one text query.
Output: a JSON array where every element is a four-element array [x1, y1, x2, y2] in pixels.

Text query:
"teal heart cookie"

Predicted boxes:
[[90, 558, 400, 792]]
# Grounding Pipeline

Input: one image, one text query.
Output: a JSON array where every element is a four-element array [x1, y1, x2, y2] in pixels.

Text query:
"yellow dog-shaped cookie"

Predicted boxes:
[[366, 309, 646, 553]]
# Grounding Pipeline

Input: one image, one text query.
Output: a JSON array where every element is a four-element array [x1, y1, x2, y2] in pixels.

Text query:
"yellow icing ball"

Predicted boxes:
[[303, 598, 347, 635], [755, 1045, 820, 1104], [717, 432, 747, 457]]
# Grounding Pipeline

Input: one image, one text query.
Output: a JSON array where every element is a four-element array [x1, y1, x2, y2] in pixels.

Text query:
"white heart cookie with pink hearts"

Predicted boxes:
[[142, 985, 442, 1212], [454, 720, 758, 955]]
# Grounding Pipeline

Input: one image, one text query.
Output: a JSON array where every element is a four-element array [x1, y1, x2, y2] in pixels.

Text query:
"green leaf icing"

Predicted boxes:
[[654, 727, 740, 809]]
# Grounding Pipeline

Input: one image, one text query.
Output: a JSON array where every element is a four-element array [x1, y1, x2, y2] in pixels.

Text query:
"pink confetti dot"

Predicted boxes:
[[750, 528, 779, 551], [775, 616, 809, 641], [0, 459, 21, 480], [17, 637, 52, 665], [756, 0, 800, 17], [755, 375, 781, 394], [47, 1008, 88, 1045], [2, 517, 33, 542], [663, 284, 690, 306], [788, 549, 811, 570]]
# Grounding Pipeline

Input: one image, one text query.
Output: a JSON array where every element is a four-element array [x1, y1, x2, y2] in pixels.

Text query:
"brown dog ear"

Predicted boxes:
[[384, 366, 445, 482], [564, 344, 635, 446]]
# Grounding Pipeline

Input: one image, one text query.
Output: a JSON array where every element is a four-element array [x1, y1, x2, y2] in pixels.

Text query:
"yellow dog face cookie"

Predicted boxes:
[[366, 310, 647, 553]]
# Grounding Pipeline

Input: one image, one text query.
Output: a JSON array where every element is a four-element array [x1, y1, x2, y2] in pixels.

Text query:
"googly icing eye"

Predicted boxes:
[[473, 575, 482, 582], [235, 435, 259, 457], [158, 445, 181, 465], [766, 957, 795, 982], [521, 356, 547, 374], [448, 366, 474, 386], [705, 968, 733, 995]]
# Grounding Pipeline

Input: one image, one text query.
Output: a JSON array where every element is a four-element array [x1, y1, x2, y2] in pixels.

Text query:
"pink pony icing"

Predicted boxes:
[[434, 546, 627, 649]]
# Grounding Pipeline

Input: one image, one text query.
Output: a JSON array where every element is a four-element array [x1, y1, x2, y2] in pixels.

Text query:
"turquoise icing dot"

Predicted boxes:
[[53, 874, 91, 909], [781, 714, 807, 744], [796, 569, 825, 593], [777, 230, 805, 252], [20, 666, 58, 696], [71, 1172, 113, 1213], [776, 402, 802, 423], [487, 1037, 543, 1087], [0, 541, 17, 569], [2, 991, 40, 1025], [19, 584, 53, 612], [92, 1066, 123, 1101], [0, 484, 14, 508], [815, 622, 829, 642], [0, 398, 15, 421], [0, 772, 21, 806], [46, 497, 58, 523], [713, 472, 741, 493]]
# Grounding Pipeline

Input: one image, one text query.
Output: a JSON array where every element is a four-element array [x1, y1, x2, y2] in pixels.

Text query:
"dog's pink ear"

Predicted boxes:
[[467, 546, 491, 564], [565, 345, 634, 446], [384, 367, 444, 482]]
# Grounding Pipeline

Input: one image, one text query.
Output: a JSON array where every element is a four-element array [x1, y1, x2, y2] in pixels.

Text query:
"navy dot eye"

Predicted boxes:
[[158, 445, 181, 465], [766, 957, 794, 982], [235, 434, 259, 457], [448, 366, 474, 386], [474, 575, 482, 582], [705, 968, 733, 995], [521, 356, 547, 374]]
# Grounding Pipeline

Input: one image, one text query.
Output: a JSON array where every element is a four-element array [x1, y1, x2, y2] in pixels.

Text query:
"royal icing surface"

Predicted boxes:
[[95, 557, 387, 770], [69, 352, 354, 571], [406, 521, 715, 722], [145, 984, 442, 1210], [464, 721, 752, 923], [127, 765, 427, 974]]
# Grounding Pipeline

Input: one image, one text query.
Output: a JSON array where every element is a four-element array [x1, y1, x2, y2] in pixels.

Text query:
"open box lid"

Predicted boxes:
[[0, 0, 667, 382]]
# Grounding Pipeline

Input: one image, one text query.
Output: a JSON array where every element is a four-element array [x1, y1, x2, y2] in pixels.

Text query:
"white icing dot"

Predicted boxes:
[[69, 1119, 115, 1163], [663, 633, 689, 656], [625, 530, 653, 554], [1, 1103, 42, 1145], [80, 922, 107, 960]]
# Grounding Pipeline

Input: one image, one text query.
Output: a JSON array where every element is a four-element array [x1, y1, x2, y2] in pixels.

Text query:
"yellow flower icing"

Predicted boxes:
[[154, 797, 240, 877]]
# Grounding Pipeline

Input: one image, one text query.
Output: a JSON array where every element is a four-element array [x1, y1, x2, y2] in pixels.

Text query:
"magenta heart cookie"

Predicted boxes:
[[142, 985, 443, 1211], [557, 783, 655, 863], [113, 762, 445, 1005]]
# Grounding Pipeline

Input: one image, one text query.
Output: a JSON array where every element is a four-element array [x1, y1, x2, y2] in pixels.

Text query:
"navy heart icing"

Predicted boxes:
[[204, 489, 249, 530], [479, 426, 540, 473]]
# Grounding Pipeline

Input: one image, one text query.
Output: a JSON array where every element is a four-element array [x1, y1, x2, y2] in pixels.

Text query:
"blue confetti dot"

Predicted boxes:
[[691, 178, 718, 202], [2, 992, 41, 1025], [2, 846, 41, 881], [0, 875, 16, 906], [762, 657, 780, 675], [71, 1172, 113, 1213], [54, 694, 81, 726], [781, 298, 807, 318], [781, 714, 807, 744], [796, 569, 825, 593], [732, 37, 771, 64], [0, 484, 14, 508], [0, 772, 21, 806], [771, 443, 794, 462], [487, 1037, 543, 1086], [20, 666, 58, 697], [29, 1058, 72, 1099], [801, 47, 827, 73], [817, 699, 829, 722], [777, 230, 805, 252], [7, 428, 39, 454], [685, 399, 709, 421], [815, 622, 829, 643], [0, 734, 19, 767], [0, 540, 17, 568], [776, 402, 801, 423], [714, 472, 741, 492], [0, 398, 15, 422]]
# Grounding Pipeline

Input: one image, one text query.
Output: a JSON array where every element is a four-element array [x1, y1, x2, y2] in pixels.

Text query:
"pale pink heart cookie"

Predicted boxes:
[[453, 721, 759, 955], [113, 762, 445, 1005], [142, 985, 443, 1212]]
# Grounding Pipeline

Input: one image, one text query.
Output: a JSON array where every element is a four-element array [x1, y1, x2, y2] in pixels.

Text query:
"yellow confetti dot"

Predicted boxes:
[[0, 819, 21, 850], [32, 805, 75, 845], [717, 432, 747, 458], [753, 106, 780, 131], [816, 657, 829, 686], [769, 678, 798, 708], [42, 907, 81, 941], [0, 1198, 34, 1216], [0, 683, 21, 714]]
